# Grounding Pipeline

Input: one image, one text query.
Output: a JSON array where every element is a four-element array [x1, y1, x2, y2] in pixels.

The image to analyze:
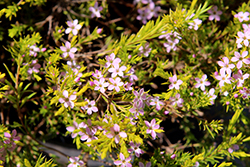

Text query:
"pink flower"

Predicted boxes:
[[126, 68, 138, 82], [79, 127, 97, 146], [231, 51, 250, 69], [133, 88, 147, 104], [4, 130, 19, 141], [59, 90, 77, 108], [239, 87, 250, 99], [108, 63, 127, 78], [108, 77, 124, 92], [243, 24, 250, 32], [234, 12, 250, 22], [106, 124, 127, 144], [94, 78, 109, 93], [4, 129, 20, 151], [114, 153, 132, 167], [144, 119, 160, 140], [214, 71, 231, 87], [105, 53, 120, 68], [160, 31, 181, 53], [137, 8, 149, 24], [195, 74, 211, 91], [188, 18, 202, 30], [124, 82, 133, 91], [217, 57, 235, 74], [207, 88, 217, 104], [66, 121, 79, 138], [138, 42, 152, 57], [236, 31, 250, 48], [128, 142, 144, 157], [170, 93, 184, 107], [67, 60, 81, 73], [65, 19, 82, 36], [233, 70, 249, 87], [139, 162, 151, 167], [228, 144, 239, 154], [150, 97, 163, 111], [81, 99, 98, 115], [147, 2, 161, 19], [129, 100, 144, 118], [60, 41, 77, 59], [89, 2, 103, 18], [207, 6, 222, 21], [27, 59, 41, 74], [68, 157, 84, 167], [194, 162, 200, 167], [169, 74, 183, 90], [29, 44, 40, 57], [92, 70, 103, 79]]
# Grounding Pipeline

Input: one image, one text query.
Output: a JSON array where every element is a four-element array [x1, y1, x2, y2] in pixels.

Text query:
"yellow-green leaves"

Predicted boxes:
[[153, 68, 169, 80], [0, 73, 9, 99], [76, 83, 89, 96], [0, 3, 21, 20], [75, 101, 88, 107], [217, 162, 233, 167], [228, 108, 243, 133], [199, 120, 223, 138], [55, 105, 65, 116], [231, 151, 250, 158], [4, 63, 16, 84], [24, 159, 32, 167], [242, 136, 250, 142]]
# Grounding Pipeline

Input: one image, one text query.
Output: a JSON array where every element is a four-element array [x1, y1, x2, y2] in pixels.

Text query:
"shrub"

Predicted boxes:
[[1, 0, 250, 166]]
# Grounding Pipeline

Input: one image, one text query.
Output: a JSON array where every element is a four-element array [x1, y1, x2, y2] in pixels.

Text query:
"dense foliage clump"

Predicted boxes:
[[1, 0, 250, 166]]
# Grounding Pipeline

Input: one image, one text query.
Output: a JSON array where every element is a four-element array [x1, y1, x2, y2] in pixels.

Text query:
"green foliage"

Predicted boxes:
[[1, 0, 250, 166], [8, 23, 27, 38], [23, 154, 56, 167], [200, 119, 223, 138]]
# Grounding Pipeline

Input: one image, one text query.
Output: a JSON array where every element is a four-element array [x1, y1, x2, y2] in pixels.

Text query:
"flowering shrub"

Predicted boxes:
[[1, 0, 250, 166]]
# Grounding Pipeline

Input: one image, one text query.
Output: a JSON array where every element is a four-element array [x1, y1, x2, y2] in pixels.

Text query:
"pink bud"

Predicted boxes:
[[228, 148, 233, 153], [234, 94, 238, 98], [41, 48, 47, 52], [164, 111, 169, 115], [192, 54, 196, 58], [89, 81, 95, 86], [22, 54, 25, 57], [171, 154, 176, 159], [128, 55, 132, 59], [97, 28, 102, 34], [58, 29, 62, 33], [226, 101, 230, 105], [214, 71, 218, 76], [190, 92, 194, 96]]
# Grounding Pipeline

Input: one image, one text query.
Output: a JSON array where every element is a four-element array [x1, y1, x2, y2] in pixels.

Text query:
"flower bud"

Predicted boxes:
[[97, 28, 102, 34], [171, 154, 176, 159]]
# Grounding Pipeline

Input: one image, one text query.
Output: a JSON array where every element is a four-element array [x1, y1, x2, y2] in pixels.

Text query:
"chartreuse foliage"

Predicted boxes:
[[0, 73, 9, 99], [23, 154, 56, 167], [1, 0, 250, 166], [0, 0, 46, 21]]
